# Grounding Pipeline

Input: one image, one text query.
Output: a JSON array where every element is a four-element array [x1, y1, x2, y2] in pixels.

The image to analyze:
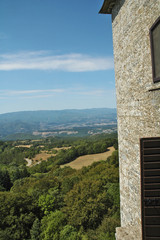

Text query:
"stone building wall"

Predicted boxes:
[[111, 0, 160, 239]]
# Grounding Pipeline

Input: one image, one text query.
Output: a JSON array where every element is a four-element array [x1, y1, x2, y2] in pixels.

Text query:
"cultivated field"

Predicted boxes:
[[53, 147, 71, 151], [16, 145, 33, 148], [25, 151, 56, 167], [32, 151, 56, 162], [25, 147, 71, 166], [61, 146, 115, 170]]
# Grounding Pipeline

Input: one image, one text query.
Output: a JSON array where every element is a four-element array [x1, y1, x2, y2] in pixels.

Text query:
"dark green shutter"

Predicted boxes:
[[141, 138, 160, 240]]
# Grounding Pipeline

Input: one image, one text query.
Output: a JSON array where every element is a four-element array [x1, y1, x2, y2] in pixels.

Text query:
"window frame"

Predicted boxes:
[[150, 16, 160, 83]]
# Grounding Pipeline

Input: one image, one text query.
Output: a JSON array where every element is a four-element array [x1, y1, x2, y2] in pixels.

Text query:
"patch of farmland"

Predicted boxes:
[[61, 146, 115, 170], [26, 151, 56, 166], [53, 147, 71, 151], [16, 144, 33, 148], [25, 147, 73, 167], [32, 151, 56, 163]]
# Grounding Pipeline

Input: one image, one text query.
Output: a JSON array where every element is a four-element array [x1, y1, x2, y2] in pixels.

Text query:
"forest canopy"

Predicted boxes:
[[0, 134, 120, 240]]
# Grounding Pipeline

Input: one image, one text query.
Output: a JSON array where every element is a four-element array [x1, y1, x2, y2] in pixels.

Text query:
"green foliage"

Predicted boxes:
[[28, 161, 49, 174], [25, 146, 41, 159], [61, 174, 79, 194], [30, 218, 41, 240], [63, 178, 114, 230], [0, 135, 120, 240], [96, 216, 120, 240], [38, 187, 63, 215], [9, 166, 30, 183], [11, 175, 59, 200], [0, 192, 39, 240], [108, 150, 119, 168], [0, 146, 25, 166], [53, 137, 118, 165], [106, 183, 120, 208], [0, 169, 12, 191], [40, 210, 66, 240], [60, 225, 80, 240]]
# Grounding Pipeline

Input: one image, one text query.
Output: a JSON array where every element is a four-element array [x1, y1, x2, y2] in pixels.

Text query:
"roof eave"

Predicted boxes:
[[99, 0, 117, 14]]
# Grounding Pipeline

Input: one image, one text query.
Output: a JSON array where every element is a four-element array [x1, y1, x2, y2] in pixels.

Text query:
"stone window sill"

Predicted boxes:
[[148, 87, 160, 92]]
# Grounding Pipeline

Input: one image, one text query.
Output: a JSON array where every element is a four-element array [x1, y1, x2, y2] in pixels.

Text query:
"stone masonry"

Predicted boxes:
[[100, 0, 160, 239]]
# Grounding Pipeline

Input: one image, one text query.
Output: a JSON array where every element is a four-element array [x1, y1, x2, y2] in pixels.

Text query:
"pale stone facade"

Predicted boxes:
[[100, 0, 160, 239]]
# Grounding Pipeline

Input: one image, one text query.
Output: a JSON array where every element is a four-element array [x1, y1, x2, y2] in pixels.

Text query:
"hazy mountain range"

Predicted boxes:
[[0, 108, 117, 140]]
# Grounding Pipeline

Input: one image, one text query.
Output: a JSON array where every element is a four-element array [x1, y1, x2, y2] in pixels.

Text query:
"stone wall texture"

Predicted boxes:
[[111, 0, 160, 239]]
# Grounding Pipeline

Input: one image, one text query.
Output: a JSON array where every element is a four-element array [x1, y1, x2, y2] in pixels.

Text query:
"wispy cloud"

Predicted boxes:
[[0, 89, 65, 99], [21, 94, 56, 99], [77, 90, 106, 96], [0, 88, 115, 99], [0, 51, 114, 72]]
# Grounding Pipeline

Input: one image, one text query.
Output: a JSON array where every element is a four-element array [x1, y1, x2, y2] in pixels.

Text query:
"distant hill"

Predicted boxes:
[[0, 108, 117, 140]]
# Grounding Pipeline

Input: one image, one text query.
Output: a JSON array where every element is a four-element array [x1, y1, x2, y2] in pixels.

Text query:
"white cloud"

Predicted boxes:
[[77, 90, 105, 96], [0, 89, 65, 98], [20, 94, 55, 99], [0, 51, 114, 72], [0, 88, 115, 100]]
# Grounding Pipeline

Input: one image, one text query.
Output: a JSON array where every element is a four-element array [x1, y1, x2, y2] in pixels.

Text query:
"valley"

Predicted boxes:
[[0, 108, 117, 140]]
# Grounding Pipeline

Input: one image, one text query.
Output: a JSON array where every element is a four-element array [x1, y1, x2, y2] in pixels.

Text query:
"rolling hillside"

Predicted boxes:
[[0, 108, 117, 140]]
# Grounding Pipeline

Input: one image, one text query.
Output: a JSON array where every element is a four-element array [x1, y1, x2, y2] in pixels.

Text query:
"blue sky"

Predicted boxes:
[[0, 0, 115, 114]]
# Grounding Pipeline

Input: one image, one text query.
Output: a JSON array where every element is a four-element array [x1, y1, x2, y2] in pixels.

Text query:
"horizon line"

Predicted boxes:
[[0, 107, 117, 115]]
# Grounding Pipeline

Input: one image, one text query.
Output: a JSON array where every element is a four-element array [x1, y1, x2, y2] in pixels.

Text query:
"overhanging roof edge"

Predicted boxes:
[[99, 0, 117, 14]]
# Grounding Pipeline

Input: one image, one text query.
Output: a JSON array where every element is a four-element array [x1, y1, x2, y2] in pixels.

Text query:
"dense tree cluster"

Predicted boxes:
[[29, 134, 118, 173], [0, 135, 120, 239]]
